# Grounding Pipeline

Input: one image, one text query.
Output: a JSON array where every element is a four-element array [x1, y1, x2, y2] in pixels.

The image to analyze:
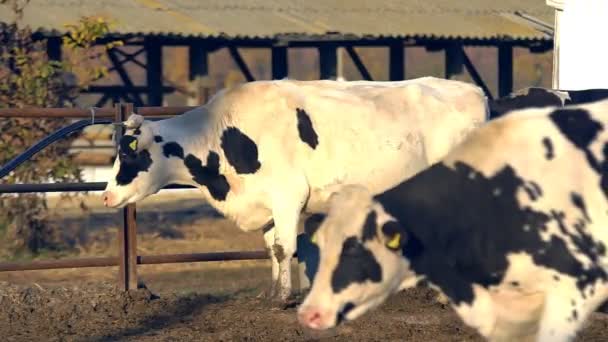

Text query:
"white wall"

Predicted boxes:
[[548, 0, 608, 90]]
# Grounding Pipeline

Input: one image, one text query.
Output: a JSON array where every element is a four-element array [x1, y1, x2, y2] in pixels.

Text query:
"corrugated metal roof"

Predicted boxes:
[[0, 0, 555, 41]]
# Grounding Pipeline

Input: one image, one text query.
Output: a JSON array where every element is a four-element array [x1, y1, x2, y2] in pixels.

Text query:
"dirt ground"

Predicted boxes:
[[2, 193, 608, 341]]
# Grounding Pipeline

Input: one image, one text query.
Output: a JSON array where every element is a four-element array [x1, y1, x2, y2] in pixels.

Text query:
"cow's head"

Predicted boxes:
[[103, 114, 168, 208], [298, 185, 411, 330]]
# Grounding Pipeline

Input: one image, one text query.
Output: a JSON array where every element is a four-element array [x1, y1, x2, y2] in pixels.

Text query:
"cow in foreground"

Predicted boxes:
[[298, 99, 608, 341], [102, 77, 487, 304]]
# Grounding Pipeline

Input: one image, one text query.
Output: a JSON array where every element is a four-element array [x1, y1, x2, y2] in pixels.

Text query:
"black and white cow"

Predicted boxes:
[[102, 77, 487, 304], [489, 87, 608, 119], [298, 99, 608, 341]]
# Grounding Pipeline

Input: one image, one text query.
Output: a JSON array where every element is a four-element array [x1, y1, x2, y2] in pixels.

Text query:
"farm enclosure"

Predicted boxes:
[[2, 193, 608, 341]]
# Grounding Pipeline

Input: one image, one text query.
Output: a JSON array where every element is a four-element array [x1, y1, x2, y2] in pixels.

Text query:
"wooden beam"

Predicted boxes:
[[345, 46, 373, 81], [319, 45, 338, 79], [271, 46, 288, 79], [83, 85, 175, 93], [94, 94, 111, 108], [109, 48, 146, 72], [228, 46, 255, 82], [389, 42, 405, 80], [445, 43, 464, 80], [145, 38, 164, 106], [189, 45, 208, 81], [188, 44, 209, 105], [115, 103, 140, 291], [46, 37, 62, 61], [107, 49, 145, 106], [498, 44, 513, 97], [462, 51, 494, 100]]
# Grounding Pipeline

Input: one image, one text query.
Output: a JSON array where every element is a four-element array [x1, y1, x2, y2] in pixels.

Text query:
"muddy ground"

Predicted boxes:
[[2, 193, 608, 341]]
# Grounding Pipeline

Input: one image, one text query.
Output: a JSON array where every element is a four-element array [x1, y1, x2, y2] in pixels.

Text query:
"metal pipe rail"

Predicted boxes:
[[0, 104, 268, 291], [0, 106, 197, 118], [0, 251, 269, 272]]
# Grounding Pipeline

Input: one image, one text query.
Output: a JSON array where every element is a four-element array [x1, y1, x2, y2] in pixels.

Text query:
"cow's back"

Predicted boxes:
[[442, 100, 608, 246], [217, 78, 486, 211]]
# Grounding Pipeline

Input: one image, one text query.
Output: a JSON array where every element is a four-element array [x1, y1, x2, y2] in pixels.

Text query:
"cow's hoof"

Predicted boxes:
[[268, 296, 299, 310], [435, 292, 451, 306]]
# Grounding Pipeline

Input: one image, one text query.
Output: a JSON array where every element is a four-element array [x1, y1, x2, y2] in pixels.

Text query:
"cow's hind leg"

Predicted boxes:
[[261, 224, 280, 299], [268, 179, 309, 306]]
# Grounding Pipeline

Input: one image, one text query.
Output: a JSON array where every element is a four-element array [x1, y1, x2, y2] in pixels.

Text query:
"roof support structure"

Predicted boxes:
[[188, 43, 210, 105], [461, 49, 494, 100], [445, 42, 464, 80], [38, 35, 553, 106], [145, 38, 163, 106], [389, 42, 405, 81], [344, 46, 373, 81], [107, 48, 145, 106], [498, 44, 514, 97], [109, 48, 146, 73], [319, 44, 338, 79], [46, 37, 62, 61], [271, 46, 288, 79], [228, 46, 255, 82]]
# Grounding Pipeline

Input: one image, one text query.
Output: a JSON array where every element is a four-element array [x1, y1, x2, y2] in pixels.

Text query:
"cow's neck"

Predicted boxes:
[[157, 108, 222, 150], [155, 108, 238, 206]]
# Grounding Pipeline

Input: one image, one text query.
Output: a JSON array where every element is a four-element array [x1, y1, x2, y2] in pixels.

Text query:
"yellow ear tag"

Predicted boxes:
[[387, 233, 401, 249], [311, 233, 317, 244], [129, 139, 138, 151]]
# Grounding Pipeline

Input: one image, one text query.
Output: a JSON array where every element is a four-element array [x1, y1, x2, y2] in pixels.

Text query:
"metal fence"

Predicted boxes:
[[0, 104, 268, 291]]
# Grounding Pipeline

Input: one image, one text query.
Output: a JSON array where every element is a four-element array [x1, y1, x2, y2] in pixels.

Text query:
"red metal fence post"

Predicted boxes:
[[115, 103, 139, 291]]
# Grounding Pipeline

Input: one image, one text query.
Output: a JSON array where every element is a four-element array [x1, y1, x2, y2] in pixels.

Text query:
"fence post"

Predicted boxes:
[[115, 103, 139, 291]]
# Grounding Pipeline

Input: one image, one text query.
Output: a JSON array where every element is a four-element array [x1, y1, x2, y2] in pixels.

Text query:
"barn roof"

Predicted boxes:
[[0, 0, 554, 42]]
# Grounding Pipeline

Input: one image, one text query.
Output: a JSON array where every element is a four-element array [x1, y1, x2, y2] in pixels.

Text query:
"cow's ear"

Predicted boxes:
[[124, 113, 145, 129], [380, 220, 405, 251]]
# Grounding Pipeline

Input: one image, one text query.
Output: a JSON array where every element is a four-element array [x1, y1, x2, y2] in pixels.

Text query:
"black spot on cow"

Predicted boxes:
[[296, 108, 319, 149], [162, 142, 185, 159], [220, 127, 261, 174], [304, 213, 326, 237], [522, 181, 544, 202], [550, 108, 603, 150], [550, 110, 608, 200], [374, 161, 607, 305], [600, 143, 608, 199], [115, 137, 153, 186], [510, 281, 520, 287], [542, 137, 554, 160], [488, 88, 565, 119], [550, 108, 603, 171], [564, 89, 608, 106], [154, 135, 164, 143], [554, 275, 561, 281], [571, 192, 591, 222], [133, 128, 141, 135], [572, 309, 578, 320], [184, 152, 230, 201], [273, 244, 286, 263], [361, 211, 377, 242], [331, 237, 382, 293]]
